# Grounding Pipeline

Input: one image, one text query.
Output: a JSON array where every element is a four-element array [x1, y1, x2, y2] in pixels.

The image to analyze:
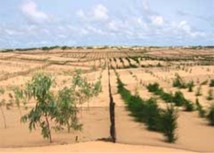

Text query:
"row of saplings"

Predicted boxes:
[[115, 70, 177, 143], [0, 69, 102, 143], [147, 82, 214, 126]]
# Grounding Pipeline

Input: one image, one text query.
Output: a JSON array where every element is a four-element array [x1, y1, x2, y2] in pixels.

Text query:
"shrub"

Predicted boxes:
[[160, 92, 173, 103], [207, 105, 214, 126], [173, 91, 185, 106], [210, 79, 214, 87], [195, 86, 202, 96], [195, 98, 206, 118], [147, 83, 160, 93], [184, 100, 194, 112], [207, 89, 214, 101], [173, 74, 186, 88], [160, 105, 178, 143], [143, 98, 161, 131], [187, 81, 194, 92]]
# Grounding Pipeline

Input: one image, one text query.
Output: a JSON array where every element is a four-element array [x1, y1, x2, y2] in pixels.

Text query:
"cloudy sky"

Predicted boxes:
[[0, 0, 213, 48]]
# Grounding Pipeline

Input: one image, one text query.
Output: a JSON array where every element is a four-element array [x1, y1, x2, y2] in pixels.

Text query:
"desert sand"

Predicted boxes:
[[0, 47, 214, 152]]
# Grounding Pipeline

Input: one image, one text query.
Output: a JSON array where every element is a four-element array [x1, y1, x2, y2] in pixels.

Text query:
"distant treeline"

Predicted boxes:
[[1, 45, 214, 52]]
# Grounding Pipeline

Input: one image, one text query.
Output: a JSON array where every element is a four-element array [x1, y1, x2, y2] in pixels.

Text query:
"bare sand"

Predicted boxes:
[[0, 141, 196, 153], [0, 48, 214, 152]]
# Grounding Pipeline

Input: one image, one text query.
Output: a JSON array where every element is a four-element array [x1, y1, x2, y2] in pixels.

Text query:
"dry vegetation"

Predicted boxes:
[[0, 46, 214, 152]]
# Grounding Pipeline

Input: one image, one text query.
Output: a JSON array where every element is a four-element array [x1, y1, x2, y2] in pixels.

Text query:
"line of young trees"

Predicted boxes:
[[114, 69, 177, 143]]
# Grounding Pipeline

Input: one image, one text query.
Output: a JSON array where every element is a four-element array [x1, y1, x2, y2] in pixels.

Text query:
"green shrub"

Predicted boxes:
[[184, 100, 194, 112], [160, 92, 173, 103], [147, 83, 161, 93], [143, 98, 161, 131], [207, 105, 214, 126], [210, 79, 214, 87], [195, 98, 206, 118], [187, 81, 194, 92], [207, 89, 214, 101], [173, 74, 186, 88], [116, 71, 178, 143], [160, 105, 178, 143], [173, 91, 185, 106]]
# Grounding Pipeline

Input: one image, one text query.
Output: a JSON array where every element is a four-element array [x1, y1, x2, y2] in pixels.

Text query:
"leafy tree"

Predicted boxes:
[[55, 87, 82, 133], [20, 73, 56, 143], [72, 69, 102, 109]]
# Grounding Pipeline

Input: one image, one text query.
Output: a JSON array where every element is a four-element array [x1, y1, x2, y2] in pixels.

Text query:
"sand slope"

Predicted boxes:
[[0, 141, 196, 153]]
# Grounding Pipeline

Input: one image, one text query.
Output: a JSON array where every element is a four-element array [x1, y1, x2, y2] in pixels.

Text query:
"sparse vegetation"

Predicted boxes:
[[16, 70, 102, 143], [195, 86, 202, 96], [116, 70, 177, 143], [207, 105, 214, 126], [195, 98, 206, 118], [173, 74, 186, 88], [207, 89, 214, 101], [210, 79, 214, 87], [160, 104, 178, 143]]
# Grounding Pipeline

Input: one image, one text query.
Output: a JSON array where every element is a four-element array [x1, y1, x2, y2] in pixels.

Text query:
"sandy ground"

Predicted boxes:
[[1, 48, 214, 152], [0, 141, 196, 153]]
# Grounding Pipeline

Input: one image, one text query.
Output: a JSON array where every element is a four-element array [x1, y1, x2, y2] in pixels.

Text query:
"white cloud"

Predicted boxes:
[[21, 0, 49, 23], [93, 4, 109, 21], [150, 16, 164, 26], [76, 10, 85, 18], [77, 4, 109, 22], [177, 20, 205, 37]]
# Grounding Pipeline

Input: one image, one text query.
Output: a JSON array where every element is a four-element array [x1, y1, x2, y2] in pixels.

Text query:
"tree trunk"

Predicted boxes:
[[0, 106, 6, 128], [67, 121, 71, 133], [45, 115, 52, 143]]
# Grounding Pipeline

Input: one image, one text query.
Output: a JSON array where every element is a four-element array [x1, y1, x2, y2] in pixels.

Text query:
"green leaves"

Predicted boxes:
[[18, 73, 55, 142], [115, 70, 178, 143], [26, 73, 54, 101], [13, 69, 102, 142], [72, 69, 102, 105], [160, 105, 178, 143], [207, 105, 214, 126]]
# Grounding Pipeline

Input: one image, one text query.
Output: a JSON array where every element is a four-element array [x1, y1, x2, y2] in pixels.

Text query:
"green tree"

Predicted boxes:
[[21, 73, 56, 143], [72, 69, 102, 109], [55, 87, 82, 133]]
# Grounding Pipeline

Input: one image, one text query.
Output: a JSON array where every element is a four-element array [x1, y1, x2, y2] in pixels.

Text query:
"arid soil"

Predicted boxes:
[[0, 47, 214, 152]]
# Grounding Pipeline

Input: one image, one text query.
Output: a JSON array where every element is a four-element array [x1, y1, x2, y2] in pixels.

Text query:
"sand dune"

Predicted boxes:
[[0, 141, 196, 153]]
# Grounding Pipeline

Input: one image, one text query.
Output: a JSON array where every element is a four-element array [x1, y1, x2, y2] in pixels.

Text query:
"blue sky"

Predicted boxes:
[[0, 0, 213, 48]]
